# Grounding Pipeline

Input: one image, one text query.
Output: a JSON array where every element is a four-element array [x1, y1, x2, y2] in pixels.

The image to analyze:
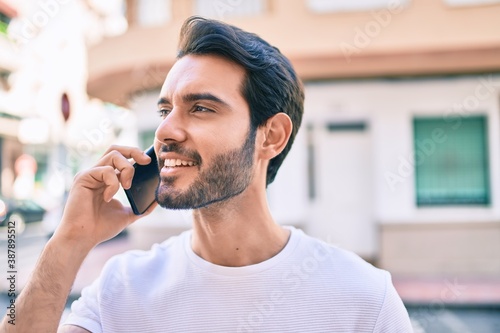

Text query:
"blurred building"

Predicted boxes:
[[0, 0, 139, 210], [11, 0, 498, 279], [0, 0, 20, 198]]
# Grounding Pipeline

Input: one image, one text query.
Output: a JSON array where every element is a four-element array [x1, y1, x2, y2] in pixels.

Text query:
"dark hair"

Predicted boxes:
[[177, 16, 304, 186]]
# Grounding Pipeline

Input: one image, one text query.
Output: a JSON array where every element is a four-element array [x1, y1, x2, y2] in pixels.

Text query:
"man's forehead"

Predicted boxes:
[[160, 54, 245, 99]]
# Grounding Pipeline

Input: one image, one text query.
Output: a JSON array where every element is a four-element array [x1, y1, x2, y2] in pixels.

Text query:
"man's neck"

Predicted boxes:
[[190, 191, 290, 267]]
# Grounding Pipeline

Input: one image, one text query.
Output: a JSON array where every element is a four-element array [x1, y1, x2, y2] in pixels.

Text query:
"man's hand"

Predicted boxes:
[[0, 145, 157, 333], [54, 145, 157, 250]]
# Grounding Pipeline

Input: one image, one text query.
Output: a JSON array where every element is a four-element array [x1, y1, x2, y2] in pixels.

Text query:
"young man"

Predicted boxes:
[[2, 17, 413, 332]]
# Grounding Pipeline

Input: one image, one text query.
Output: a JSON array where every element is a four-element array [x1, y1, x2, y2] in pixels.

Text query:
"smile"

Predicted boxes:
[[164, 159, 198, 167]]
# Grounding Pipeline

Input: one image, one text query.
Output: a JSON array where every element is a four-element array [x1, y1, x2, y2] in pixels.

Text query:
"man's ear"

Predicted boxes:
[[257, 113, 293, 160]]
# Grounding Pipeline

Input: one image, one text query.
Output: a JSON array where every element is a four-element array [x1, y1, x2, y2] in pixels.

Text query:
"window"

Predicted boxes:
[[413, 116, 490, 206], [307, 0, 410, 13], [194, 0, 265, 19], [443, 0, 500, 7]]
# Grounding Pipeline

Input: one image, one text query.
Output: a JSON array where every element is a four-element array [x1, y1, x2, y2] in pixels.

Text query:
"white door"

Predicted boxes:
[[310, 123, 376, 259]]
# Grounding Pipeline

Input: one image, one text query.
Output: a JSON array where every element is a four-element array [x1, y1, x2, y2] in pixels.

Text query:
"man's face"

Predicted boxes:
[[154, 54, 255, 209]]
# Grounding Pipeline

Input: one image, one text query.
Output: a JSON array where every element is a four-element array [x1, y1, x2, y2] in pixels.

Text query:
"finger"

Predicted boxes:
[[86, 166, 120, 202], [99, 147, 154, 189], [102, 145, 151, 165], [96, 150, 137, 189]]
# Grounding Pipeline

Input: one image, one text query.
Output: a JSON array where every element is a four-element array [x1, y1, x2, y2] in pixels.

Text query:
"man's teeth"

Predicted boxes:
[[164, 159, 196, 167]]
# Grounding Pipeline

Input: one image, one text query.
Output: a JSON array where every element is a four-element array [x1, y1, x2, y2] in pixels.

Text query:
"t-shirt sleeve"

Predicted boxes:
[[372, 272, 414, 333], [61, 276, 103, 333], [59, 253, 126, 333]]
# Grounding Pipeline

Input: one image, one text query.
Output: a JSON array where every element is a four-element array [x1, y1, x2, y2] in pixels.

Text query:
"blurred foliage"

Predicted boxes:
[[0, 12, 10, 36], [0, 21, 8, 36]]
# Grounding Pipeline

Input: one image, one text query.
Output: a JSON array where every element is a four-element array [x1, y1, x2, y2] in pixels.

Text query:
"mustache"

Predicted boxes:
[[158, 142, 202, 165]]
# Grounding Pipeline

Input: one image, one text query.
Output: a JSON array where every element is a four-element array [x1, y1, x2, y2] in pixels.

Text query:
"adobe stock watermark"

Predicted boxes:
[[385, 127, 447, 191], [108, 57, 167, 108], [211, 0, 244, 19], [339, 0, 406, 63], [384, 74, 500, 191], [9, 0, 70, 45], [442, 75, 499, 130], [50, 105, 134, 188], [237, 243, 330, 332], [409, 278, 468, 330]]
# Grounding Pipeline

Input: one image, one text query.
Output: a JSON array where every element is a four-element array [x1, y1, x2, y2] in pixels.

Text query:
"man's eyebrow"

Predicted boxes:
[[157, 93, 231, 108], [183, 93, 230, 107], [157, 97, 170, 106]]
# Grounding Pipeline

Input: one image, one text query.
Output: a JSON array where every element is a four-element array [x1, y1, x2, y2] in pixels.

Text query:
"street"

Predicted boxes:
[[1, 227, 500, 332], [407, 305, 500, 333]]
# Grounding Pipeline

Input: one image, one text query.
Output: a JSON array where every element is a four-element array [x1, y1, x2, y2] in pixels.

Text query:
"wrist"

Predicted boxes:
[[48, 231, 96, 259]]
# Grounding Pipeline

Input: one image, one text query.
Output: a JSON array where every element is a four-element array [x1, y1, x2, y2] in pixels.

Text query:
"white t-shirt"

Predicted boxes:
[[64, 227, 413, 332]]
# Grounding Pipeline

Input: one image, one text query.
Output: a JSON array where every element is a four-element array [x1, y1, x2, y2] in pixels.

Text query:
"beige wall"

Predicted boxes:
[[87, 0, 500, 104], [235, 0, 500, 54], [380, 222, 500, 277]]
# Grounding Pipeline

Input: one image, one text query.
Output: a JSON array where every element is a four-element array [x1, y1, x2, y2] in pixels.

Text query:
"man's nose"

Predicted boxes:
[[155, 108, 188, 144]]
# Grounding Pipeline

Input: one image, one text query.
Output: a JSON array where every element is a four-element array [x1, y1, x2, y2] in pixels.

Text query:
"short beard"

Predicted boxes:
[[156, 127, 256, 210]]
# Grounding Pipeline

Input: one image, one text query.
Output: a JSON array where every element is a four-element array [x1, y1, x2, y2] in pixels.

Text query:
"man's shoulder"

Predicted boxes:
[[296, 229, 378, 267], [284, 229, 400, 322], [295, 229, 390, 289]]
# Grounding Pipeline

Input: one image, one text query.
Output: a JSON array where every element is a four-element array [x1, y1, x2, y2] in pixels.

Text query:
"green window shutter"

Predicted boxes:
[[413, 116, 490, 206]]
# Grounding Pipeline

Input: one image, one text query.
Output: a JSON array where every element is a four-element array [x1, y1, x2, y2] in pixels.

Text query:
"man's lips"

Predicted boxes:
[[157, 143, 202, 174], [158, 150, 200, 168]]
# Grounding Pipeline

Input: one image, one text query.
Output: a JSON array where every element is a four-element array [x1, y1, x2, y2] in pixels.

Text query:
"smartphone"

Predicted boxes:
[[125, 146, 160, 215]]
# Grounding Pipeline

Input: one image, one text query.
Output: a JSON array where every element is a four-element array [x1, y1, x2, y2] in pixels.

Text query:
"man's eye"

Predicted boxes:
[[157, 109, 171, 118], [193, 105, 214, 113]]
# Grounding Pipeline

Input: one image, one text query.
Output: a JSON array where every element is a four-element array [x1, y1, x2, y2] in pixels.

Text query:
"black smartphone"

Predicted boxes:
[[124, 146, 160, 215]]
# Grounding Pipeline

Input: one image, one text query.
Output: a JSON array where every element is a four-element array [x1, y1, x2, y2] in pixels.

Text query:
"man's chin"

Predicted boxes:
[[156, 186, 247, 211], [155, 194, 211, 210], [156, 188, 189, 210], [155, 186, 204, 210]]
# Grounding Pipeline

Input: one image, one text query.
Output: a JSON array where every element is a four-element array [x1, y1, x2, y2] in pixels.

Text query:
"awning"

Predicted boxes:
[[0, 0, 18, 18]]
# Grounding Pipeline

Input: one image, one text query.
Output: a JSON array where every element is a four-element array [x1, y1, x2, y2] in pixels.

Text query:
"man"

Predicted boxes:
[[2, 17, 412, 332]]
